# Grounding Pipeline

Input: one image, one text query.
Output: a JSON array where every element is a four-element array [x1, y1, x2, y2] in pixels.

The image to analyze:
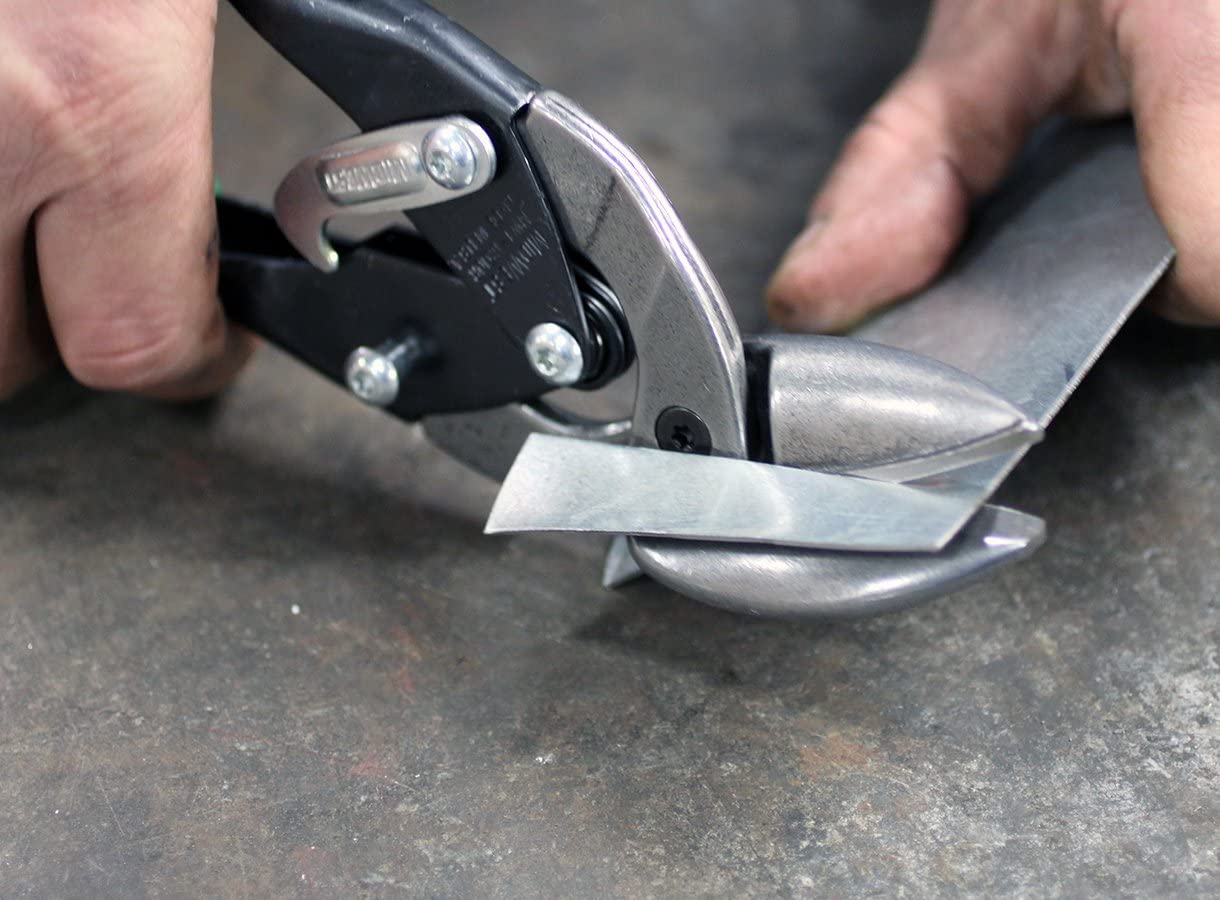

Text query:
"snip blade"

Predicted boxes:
[[630, 505, 1046, 620], [852, 120, 1174, 505]]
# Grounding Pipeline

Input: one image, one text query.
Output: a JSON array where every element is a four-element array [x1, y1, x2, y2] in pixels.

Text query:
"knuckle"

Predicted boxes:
[[866, 85, 1012, 196], [0, 9, 213, 199], [0, 32, 110, 196], [853, 93, 941, 158], [855, 88, 972, 178], [847, 96, 973, 211], [0, 66, 65, 195], [61, 304, 218, 391]]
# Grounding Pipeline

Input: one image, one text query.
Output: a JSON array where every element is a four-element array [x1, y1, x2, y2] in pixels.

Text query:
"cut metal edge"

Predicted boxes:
[[484, 434, 988, 553]]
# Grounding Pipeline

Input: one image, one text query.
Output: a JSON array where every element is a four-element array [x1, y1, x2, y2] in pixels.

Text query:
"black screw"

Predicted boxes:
[[670, 425, 695, 452], [655, 407, 712, 455]]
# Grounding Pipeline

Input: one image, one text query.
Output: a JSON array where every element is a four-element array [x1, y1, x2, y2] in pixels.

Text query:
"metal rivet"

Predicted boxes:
[[422, 125, 479, 190], [525, 323, 585, 387]]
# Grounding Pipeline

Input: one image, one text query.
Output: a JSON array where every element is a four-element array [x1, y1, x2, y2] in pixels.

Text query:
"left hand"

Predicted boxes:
[[766, 0, 1220, 332]]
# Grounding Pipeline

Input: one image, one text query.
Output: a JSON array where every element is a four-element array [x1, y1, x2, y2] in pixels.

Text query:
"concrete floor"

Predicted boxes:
[[1, 1, 1217, 896]]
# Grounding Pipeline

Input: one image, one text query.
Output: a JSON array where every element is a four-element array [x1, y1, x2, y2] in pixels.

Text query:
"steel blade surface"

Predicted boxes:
[[630, 505, 1046, 620]]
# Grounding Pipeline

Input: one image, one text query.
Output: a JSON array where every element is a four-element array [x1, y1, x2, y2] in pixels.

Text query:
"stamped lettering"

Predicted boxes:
[[319, 144, 425, 206], [448, 194, 552, 302]]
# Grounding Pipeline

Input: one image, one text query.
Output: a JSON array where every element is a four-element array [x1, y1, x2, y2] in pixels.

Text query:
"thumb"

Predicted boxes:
[[767, 1, 1084, 332], [1118, 0, 1220, 325]]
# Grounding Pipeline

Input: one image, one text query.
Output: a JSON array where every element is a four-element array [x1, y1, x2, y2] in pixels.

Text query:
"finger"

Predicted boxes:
[[35, 3, 251, 400], [0, 222, 55, 400], [0, 54, 56, 399], [1118, 0, 1220, 325], [767, 0, 1085, 332]]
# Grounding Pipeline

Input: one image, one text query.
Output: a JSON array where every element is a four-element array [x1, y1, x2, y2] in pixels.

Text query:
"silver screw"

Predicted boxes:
[[345, 346, 403, 407], [345, 335, 426, 408], [422, 124, 479, 190], [525, 323, 584, 387]]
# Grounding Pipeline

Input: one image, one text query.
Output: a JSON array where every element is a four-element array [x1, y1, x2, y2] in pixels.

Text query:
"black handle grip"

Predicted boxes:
[[225, 0, 594, 374], [228, 0, 537, 130], [218, 198, 563, 419]]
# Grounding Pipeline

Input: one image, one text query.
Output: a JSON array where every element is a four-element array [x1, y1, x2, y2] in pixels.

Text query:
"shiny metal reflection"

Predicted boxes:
[[486, 435, 987, 553], [630, 506, 1046, 620]]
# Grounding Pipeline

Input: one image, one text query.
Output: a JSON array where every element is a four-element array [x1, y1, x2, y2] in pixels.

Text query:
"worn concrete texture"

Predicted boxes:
[[1, 1, 1217, 896]]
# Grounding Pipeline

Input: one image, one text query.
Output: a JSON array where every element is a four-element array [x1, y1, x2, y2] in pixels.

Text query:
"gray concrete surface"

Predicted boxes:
[[1, 1, 1217, 896]]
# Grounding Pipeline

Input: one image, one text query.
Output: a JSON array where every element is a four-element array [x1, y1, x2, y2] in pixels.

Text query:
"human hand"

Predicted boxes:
[[0, 0, 251, 401], [767, 0, 1220, 331]]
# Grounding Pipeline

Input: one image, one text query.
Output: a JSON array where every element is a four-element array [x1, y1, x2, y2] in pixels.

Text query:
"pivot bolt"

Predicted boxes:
[[655, 407, 712, 455], [525, 323, 584, 387], [344, 335, 425, 408], [422, 124, 479, 190]]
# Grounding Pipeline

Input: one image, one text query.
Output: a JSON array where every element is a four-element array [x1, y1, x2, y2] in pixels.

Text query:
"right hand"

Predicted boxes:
[[0, 0, 251, 401]]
